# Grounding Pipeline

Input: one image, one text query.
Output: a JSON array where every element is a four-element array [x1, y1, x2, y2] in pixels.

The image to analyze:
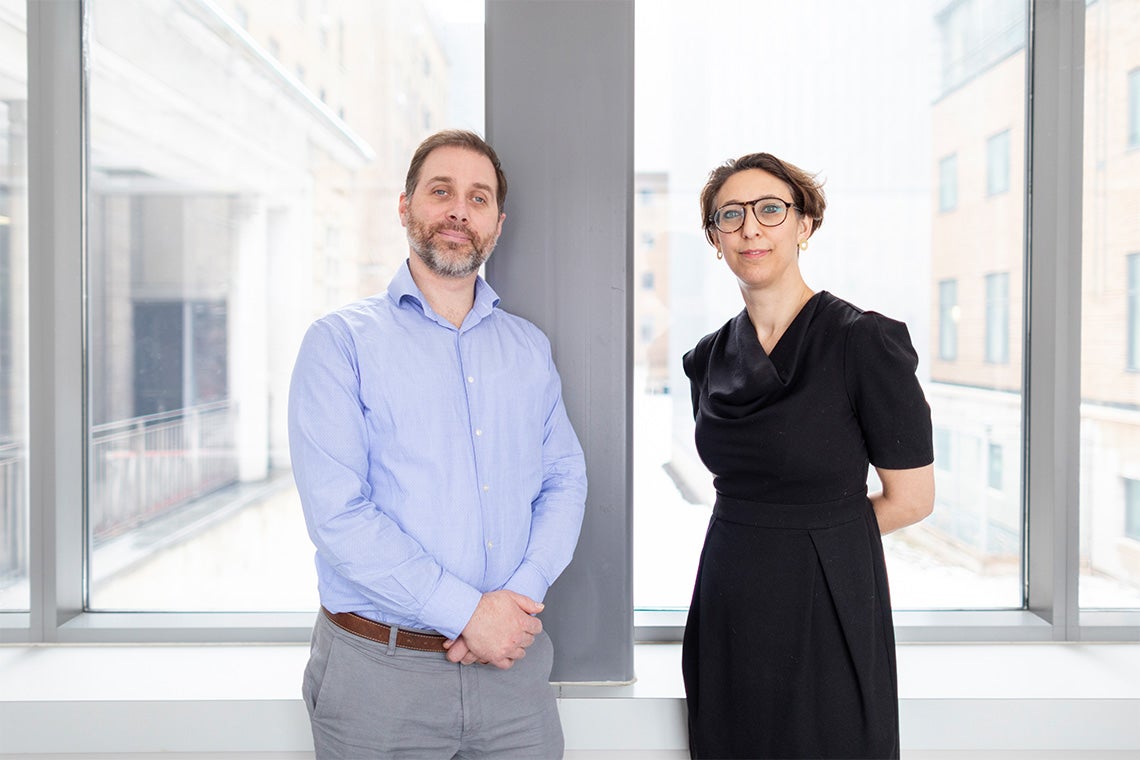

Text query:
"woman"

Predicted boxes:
[[681, 152, 935, 759]]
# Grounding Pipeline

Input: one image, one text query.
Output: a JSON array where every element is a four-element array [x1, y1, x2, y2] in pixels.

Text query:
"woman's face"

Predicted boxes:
[[711, 168, 813, 294]]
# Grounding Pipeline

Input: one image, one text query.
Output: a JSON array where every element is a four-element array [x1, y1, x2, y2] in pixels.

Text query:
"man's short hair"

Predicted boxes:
[[405, 130, 508, 211]]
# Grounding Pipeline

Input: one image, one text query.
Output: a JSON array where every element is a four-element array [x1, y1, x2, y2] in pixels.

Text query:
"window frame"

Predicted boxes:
[[5, 0, 1138, 648]]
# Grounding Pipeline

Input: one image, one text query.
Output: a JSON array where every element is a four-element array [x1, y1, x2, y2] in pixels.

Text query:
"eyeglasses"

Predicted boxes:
[[709, 197, 798, 234]]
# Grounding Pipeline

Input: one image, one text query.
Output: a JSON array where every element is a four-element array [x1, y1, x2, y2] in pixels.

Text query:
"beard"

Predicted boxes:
[[405, 207, 497, 279]]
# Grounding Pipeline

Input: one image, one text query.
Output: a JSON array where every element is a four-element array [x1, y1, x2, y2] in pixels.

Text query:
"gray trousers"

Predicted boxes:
[[303, 610, 564, 759]]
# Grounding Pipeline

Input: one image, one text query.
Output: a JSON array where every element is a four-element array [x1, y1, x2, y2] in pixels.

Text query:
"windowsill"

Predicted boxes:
[[1, 639, 1138, 754]]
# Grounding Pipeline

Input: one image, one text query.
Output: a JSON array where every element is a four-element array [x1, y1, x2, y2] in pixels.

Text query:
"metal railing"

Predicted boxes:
[[89, 401, 239, 541], [0, 441, 27, 582]]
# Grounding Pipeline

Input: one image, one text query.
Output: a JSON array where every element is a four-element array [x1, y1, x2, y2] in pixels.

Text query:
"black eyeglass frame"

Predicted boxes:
[[708, 196, 799, 234]]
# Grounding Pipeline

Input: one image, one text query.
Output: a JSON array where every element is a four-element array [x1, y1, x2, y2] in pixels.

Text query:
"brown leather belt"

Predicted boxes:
[[321, 606, 448, 653]]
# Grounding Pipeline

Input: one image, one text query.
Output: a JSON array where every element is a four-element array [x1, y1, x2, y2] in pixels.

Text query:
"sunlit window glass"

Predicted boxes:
[[86, 0, 484, 611], [0, 0, 29, 613], [1128, 253, 1139, 371], [985, 272, 1010, 365], [1079, 1, 1140, 611], [633, 0, 1026, 611], [1129, 68, 1139, 148], [987, 129, 1011, 196], [939, 279, 958, 360], [939, 154, 958, 212], [1125, 479, 1140, 542]]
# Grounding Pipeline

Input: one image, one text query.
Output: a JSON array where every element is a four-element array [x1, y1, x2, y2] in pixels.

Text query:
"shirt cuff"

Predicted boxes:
[[503, 560, 551, 605], [418, 572, 483, 640]]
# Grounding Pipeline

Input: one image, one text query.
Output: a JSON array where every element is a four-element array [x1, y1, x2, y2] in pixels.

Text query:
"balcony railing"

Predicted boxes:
[[0, 442, 27, 582], [89, 401, 239, 542]]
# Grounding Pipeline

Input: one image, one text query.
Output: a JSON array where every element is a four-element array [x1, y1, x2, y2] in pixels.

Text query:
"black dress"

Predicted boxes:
[[681, 291, 933, 760]]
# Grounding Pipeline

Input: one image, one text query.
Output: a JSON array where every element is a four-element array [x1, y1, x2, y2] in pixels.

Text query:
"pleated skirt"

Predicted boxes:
[[682, 491, 900, 759]]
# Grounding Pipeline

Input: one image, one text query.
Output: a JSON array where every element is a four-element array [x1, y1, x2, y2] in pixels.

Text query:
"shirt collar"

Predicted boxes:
[[387, 259, 501, 329]]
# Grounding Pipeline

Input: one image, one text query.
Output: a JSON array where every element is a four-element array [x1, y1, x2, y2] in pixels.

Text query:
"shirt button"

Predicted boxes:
[[486, 541, 494, 549], [467, 376, 475, 383], [482, 484, 490, 492], [475, 429, 482, 437]]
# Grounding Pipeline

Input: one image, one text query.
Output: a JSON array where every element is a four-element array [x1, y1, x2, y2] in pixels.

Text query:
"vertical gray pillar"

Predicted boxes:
[[26, 0, 85, 641], [1025, 0, 1084, 638], [485, 0, 634, 682]]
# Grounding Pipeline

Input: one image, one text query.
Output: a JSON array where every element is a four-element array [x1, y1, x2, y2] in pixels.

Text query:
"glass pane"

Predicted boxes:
[[633, 0, 1026, 610], [0, 0, 29, 612], [86, 0, 484, 610], [1079, 0, 1140, 610]]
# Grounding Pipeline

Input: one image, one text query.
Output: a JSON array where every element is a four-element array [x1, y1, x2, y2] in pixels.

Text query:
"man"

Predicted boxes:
[[288, 130, 587, 759]]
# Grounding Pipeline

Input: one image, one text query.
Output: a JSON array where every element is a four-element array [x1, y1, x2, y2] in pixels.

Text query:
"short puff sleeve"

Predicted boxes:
[[844, 312, 934, 470]]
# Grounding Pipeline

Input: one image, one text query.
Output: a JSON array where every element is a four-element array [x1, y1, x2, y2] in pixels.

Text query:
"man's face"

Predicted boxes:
[[399, 146, 505, 278]]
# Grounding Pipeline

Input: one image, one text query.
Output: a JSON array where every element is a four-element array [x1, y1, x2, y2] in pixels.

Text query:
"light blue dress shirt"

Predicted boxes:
[[288, 261, 587, 639]]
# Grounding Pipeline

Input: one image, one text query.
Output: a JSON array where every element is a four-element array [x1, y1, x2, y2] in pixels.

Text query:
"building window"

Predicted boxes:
[[985, 272, 1010, 364], [1129, 68, 1140, 149], [1129, 253, 1140, 371], [939, 278, 958, 360], [987, 129, 1011, 196], [641, 271, 655, 290], [934, 428, 952, 472], [939, 153, 957, 212], [1126, 478, 1140, 542], [988, 442, 1003, 491]]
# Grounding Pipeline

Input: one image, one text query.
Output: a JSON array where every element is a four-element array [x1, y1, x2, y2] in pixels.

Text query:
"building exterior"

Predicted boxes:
[[929, 0, 1140, 593], [633, 171, 671, 394]]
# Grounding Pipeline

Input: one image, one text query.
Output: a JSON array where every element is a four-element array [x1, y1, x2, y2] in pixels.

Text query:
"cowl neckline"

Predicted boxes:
[[703, 291, 826, 418]]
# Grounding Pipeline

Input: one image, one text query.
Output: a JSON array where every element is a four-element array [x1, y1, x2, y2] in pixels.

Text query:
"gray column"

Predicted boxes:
[[25, 0, 85, 641], [485, 0, 634, 682], [1025, 0, 1084, 639]]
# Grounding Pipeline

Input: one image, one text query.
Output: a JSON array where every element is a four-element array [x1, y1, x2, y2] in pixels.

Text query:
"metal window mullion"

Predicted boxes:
[[25, 0, 86, 643], [1024, 0, 1084, 641]]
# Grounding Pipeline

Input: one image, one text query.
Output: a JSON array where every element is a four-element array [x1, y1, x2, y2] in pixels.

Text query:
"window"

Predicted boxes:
[[939, 153, 958, 211], [934, 427, 952, 472], [987, 129, 1011, 195], [635, 0, 1025, 612], [0, 7, 28, 612], [1080, 4, 1140, 611], [988, 442, 1003, 491], [83, 0, 482, 611], [1129, 68, 1139, 149], [939, 279, 958, 360], [12, 0, 1139, 646], [937, 0, 1026, 94], [985, 272, 1010, 364], [1126, 479, 1140, 543], [1129, 253, 1139, 371]]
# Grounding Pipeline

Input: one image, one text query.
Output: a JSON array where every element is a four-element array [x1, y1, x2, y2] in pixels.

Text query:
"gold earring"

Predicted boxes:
[[798, 240, 809, 251], [716, 250, 723, 260]]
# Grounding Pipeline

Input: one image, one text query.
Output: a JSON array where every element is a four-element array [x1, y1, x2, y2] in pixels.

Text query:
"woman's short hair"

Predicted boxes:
[[699, 153, 826, 247]]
